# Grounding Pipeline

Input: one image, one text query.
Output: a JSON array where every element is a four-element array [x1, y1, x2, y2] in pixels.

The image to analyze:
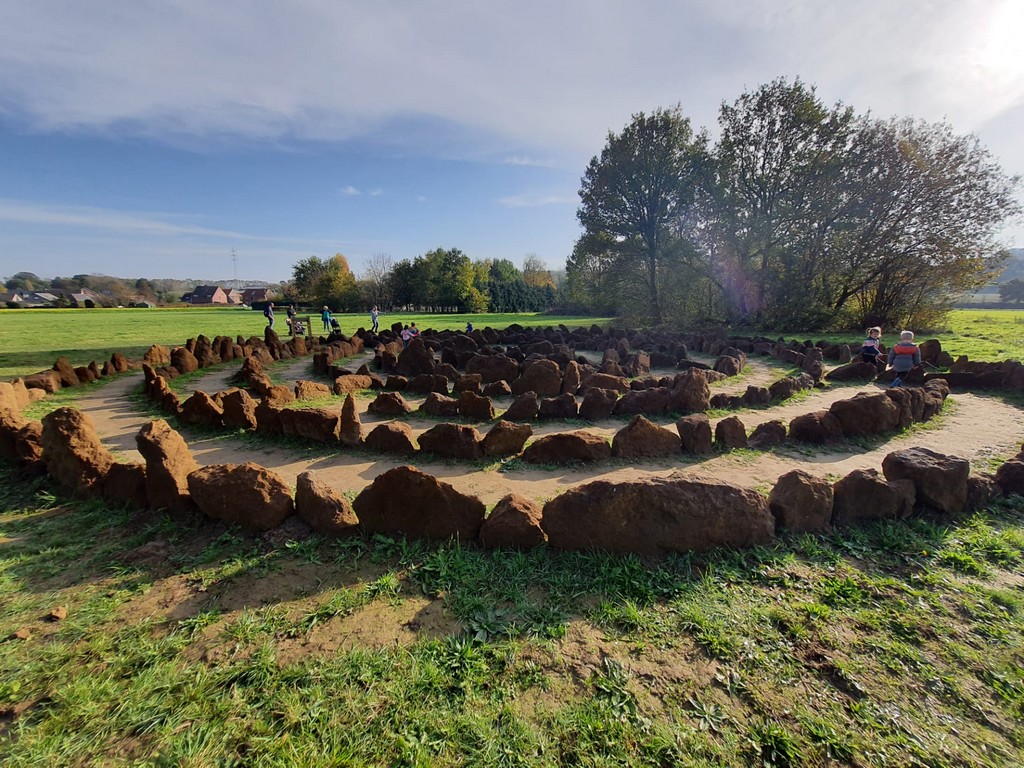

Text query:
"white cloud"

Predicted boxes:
[[341, 186, 362, 196], [499, 193, 577, 208]]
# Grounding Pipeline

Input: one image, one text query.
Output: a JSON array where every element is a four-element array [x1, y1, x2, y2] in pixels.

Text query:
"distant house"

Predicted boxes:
[[241, 287, 274, 304], [224, 288, 244, 305], [188, 285, 229, 305]]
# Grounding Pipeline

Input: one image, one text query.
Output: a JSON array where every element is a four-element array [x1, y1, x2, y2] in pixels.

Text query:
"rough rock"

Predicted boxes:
[[580, 372, 630, 395], [503, 392, 540, 421], [788, 410, 843, 444], [295, 380, 333, 400], [364, 422, 418, 455], [353, 465, 485, 541], [103, 462, 149, 510], [538, 393, 579, 419], [41, 407, 115, 496], [295, 471, 359, 536], [479, 493, 547, 549], [421, 392, 461, 418], [994, 458, 1024, 497], [220, 388, 259, 430], [829, 392, 900, 436], [333, 374, 375, 394], [136, 419, 199, 513], [611, 415, 681, 458], [541, 474, 774, 556], [668, 370, 710, 413], [465, 353, 520, 384], [170, 347, 200, 375], [511, 359, 562, 397], [578, 387, 618, 421], [458, 391, 496, 421], [179, 391, 225, 428], [481, 420, 532, 457], [748, 420, 787, 449], [826, 361, 880, 382], [289, 408, 341, 443], [769, 470, 833, 533], [881, 447, 969, 514], [187, 462, 294, 531], [714, 415, 748, 450], [521, 431, 611, 465], [561, 360, 582, 396], [396, 338, 435, 377], [340, 393, 362, 446], [367, 392, 413, 416], [676, 413, 712, 454], [832, 468, 915, 527], [418, 423, 483, 460], [612, 387, 671, 416]]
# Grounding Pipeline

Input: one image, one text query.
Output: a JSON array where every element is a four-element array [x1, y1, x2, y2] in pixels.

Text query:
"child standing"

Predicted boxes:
[[321, 306, 332, 333], [860, 326, 882, 364], [887, 330, 921, 387]]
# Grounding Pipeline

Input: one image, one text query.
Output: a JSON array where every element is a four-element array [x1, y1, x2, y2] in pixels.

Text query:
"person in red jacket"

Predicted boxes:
[[887, 330, 921, 387]]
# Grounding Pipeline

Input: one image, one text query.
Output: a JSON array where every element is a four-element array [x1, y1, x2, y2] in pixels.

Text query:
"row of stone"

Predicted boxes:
[[4, 400, 1020, 559]]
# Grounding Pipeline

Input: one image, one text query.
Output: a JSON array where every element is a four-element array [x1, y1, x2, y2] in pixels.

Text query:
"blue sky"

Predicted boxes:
[[1, 0, 1022, 284]]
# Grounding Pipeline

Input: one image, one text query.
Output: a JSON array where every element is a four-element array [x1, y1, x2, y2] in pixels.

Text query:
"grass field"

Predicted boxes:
[[0, 308, 614, 380], [3, 307, 1024, 764], [0, 467, 1021, 766]]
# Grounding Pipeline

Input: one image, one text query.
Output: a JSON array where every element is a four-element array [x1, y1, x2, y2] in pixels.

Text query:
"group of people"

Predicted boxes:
[[263, 303, 383, 336], [860, 326, 921, 387]]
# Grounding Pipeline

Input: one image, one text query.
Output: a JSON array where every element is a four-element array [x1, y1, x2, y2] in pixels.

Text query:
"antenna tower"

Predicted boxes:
[[231, 248, 239, 287]]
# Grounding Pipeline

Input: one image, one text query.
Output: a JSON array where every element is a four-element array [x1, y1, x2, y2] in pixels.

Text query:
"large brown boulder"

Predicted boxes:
[[481, 420, 532, 457], [23, 370, 62, 394], [994, 458, 1024, 497], [831, 468, 915, 527], [561, 361, 582, 396], [289, 408, 341, 443], [465, 353, 520, 384], [579, 388, 618, 421], [353, 465, 485, 541], [613, 387, 671, 417], [187, 462, 294, 531], [421, 392, 461, 418], [103, 462, 149, 510], [418, 423, 483, 460], [714, 416, 747, 450], [769, 470, 833, 533], [479, 493, 547, 549], [580, 372, 629, 395], [295, 380, 333, 400], [541, 474, 774, 556], [611, 415, 681, 458], [829, 392, 900, 436], [170, 347, 200, 375], [503, 392, 539, 421], [396, 338, 435, 377], [676, 413, 712, 454], [143, 344, 171, 366], [333, 374, 375, 394], [521, 431, 611, 465], [511, 359, 562, 397], [52, 357, 80, 388], [881, 447, 969, 514], [668, 370, 710, 413], [367, 392, 412, 416], [788, 411, 842, 444], [825, 361, 879, 382], [458, 391, 495, 421], [748, 420, 787, 449], [406, 373, 449, 395], [340, 394, 362, 446], [364, 422, 418, 455], [295, 471, 359, 536], [538, 393, 579, 419], [221, 388, 259, 430], [136, 419, 199, 513], [179, 391, 225, 428], [41, 407, 115, 496]]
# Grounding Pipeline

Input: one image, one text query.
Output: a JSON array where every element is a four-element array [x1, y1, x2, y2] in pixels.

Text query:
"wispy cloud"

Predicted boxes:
[[341, 185, 362, 196], [499, 193, 576, 208], [0, 199, 252, 239]]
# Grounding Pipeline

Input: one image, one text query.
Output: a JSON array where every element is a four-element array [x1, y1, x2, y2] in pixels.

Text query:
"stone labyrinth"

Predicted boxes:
[[4, 322, 1024, 558]]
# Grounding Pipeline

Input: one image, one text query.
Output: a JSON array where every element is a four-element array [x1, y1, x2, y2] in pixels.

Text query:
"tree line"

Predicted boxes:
[[566, 77, 1021, 330], [287, 250, 557, 314]]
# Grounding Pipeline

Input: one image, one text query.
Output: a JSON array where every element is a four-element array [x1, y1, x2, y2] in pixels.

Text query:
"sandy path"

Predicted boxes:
[[78, 357, 1024, 507]]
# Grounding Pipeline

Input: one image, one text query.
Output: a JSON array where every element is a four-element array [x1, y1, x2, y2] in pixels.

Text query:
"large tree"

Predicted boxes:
[[291, 254, 359, 310], [576, 106, 709, 323]]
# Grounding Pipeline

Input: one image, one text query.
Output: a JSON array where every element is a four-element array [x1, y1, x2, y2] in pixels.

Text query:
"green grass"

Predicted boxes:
[[0, 308, 615, 380], [1, 463, 1023, 765]]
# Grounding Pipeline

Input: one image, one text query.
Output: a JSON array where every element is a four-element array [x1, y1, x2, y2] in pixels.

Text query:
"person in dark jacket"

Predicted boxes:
[[887, 330, 921, 387]]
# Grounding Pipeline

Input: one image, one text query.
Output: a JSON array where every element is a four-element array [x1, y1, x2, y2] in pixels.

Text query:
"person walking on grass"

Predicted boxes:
[[263, 302, 275, 330], [370, 305, 380, 333], [321, 305, 332, 333], [887, 330, 921, 387]]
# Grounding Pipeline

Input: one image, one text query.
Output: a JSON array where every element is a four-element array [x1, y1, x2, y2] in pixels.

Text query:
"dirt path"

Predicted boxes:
[[79, 357, 1024, 508]]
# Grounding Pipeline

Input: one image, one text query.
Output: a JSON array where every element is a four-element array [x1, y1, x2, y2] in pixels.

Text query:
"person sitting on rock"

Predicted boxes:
[[860, 326, 882, 364]]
